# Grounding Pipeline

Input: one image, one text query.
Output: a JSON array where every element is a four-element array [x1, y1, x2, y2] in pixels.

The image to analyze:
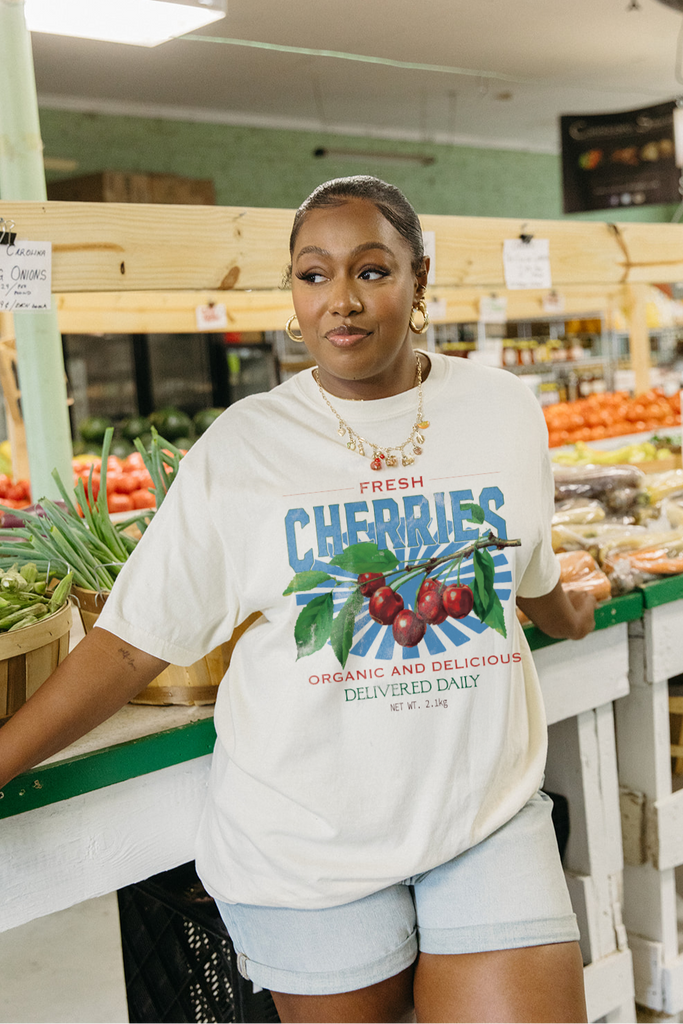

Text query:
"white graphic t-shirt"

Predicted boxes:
[[97, 353, 560, 909]]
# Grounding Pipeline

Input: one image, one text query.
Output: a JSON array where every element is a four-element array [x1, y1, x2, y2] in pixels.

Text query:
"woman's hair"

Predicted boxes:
[[286, 176, 425, 282]]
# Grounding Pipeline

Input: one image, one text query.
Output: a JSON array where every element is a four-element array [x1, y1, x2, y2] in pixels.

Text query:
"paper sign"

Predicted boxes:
[[503, 238, 552, 291], [195, 302, 229, 331], [0, 241, 52, 311], [479, 294, 508, 324], [422, 230, 436, 285], [426, 298, 447, 320]]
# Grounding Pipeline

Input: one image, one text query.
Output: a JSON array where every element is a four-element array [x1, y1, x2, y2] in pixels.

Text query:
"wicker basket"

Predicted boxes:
[[72, 586, 258, 707], [0, 601, 73, 725]]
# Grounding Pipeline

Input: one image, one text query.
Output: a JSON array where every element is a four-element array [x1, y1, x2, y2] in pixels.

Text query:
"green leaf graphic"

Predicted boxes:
[[472, 547, 496, 622], [329, 542, 398, 574], [283, 570, 334, 596], [461, 502, 485, 525], [483, 590, 507, 639], [329, 589, 364, 668], [294, 593, 334, 660]]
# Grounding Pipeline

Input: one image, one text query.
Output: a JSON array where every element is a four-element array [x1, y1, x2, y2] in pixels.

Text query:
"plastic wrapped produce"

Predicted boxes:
[[556, 550, 612, 601], [552, 499, 606, 526], [552, 464, 644, 514], [643, 470, 683, 506]]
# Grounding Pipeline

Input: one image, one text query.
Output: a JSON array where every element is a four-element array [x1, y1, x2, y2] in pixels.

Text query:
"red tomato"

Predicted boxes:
[[0, 474, 10, 498], [105, 471, 123, 494], [107, 492, 134, 513], [7, 483, 27, 501], [114, 472, 139, 494], [123, 452, 146, 472], [131, 488, 156, 509]]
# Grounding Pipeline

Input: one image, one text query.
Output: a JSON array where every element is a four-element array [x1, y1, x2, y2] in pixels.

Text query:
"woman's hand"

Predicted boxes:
[[517, 579, 597, 641]]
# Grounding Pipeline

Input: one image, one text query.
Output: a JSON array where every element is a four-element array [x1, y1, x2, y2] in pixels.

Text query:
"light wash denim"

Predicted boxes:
[[216, 789, 579, 996]]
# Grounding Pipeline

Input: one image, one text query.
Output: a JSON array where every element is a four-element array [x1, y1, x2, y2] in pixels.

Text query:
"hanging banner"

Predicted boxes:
[[560, 100, 678, 214]]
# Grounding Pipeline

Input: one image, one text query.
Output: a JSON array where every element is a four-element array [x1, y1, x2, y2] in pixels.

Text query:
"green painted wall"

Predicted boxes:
[[39, 107, 678, 223]]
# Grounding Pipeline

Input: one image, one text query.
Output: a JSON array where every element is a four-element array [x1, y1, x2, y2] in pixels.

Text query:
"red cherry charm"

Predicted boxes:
[[371, 458, 382, 471], [369, 587, 404, 625], [442, 584, 474, 619], [416, 589, 447, 624], [392, 610, 427, 647], [358, 572, 385, 596]]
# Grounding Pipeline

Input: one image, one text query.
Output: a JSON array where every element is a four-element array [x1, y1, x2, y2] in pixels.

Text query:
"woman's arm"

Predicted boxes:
[[0, 627, 168, 789], [516, 579, 596, 641]]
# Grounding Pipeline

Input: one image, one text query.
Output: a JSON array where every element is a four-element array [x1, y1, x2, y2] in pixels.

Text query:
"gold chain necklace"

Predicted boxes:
[[313, 355, 430, 470]]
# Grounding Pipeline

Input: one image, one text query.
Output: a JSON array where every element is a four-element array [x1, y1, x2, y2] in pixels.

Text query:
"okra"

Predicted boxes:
[[49, 572, 73, 613], [0, 603, 47, 629], [8, 614, 39, 631]]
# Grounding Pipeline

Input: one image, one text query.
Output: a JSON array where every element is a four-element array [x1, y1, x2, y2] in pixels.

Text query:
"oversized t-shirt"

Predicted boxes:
[[97, 352, 560, 910]]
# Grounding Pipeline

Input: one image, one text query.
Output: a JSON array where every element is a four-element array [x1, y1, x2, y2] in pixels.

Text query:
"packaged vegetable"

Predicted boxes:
[[557, 550, 612, 601], [643, 469, 683, 506], [552, 499, 606, 526], [553, 464, 644, 513]]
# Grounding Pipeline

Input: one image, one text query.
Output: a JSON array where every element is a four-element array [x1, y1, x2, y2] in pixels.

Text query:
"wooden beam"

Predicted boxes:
[[53, 284, 628, 335], [3, 201, 683, 293], [625, 283, 651, 394]]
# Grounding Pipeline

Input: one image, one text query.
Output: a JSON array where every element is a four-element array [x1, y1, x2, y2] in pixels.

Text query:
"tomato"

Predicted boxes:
[[113, 472, 139, 494], [123, 452, 146, 472], [131, 488, 156, 509], [107, 492, 134, 513]]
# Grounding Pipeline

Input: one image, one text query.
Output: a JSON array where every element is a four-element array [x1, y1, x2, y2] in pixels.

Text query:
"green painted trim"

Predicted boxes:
[[524, 591, 644, 651], [0, 716, 217, 821], [640, 575, 683, 609]]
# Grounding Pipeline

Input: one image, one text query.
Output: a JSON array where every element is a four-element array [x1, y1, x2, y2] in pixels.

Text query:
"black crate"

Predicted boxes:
[[117, 862, 280, 1024]]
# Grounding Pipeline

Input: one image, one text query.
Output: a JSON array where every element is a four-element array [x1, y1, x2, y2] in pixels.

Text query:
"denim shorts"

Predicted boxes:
[[215, 789, 579, 996]]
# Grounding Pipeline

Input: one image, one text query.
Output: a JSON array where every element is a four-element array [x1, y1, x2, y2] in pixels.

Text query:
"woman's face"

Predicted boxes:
[[291, 198, 428, 399]]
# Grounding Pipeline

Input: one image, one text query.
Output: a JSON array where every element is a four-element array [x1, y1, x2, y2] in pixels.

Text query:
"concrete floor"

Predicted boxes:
[[0, 893, 129, 1024]]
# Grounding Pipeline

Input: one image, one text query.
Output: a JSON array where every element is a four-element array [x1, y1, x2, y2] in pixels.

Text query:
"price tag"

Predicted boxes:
[[479, 294, 508, 324], [0, 241, 52, 311], [503, 238, 552, 291], [542, 290, 565, 314], [195, 302, 229, 331], [422, 230, 436, 285], [426, 298, 447, 320]]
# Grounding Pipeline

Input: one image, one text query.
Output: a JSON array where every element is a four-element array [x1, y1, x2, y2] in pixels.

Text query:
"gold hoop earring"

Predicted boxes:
[[285, 315, 304, 343], [409, 300, 430, 335]]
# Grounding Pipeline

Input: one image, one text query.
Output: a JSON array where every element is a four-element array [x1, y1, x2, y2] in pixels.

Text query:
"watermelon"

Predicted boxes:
[[194, 407, 225, 435], [79, 416, 113, 443], [121, 415, 151, 442]]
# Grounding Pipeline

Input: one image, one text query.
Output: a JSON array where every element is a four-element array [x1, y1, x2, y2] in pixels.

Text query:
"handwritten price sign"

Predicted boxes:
[[0, 242, 52, 311]]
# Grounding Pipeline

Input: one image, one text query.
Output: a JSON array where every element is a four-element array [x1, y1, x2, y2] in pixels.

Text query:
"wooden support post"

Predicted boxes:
[[626, 283, 651, 395]]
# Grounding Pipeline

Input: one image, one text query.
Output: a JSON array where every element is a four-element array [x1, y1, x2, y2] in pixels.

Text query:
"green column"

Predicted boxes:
[[0, 0, 73, 500]]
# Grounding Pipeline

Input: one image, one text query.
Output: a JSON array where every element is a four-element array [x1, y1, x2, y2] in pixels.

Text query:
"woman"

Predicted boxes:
[[1, 177, 594, 1023]]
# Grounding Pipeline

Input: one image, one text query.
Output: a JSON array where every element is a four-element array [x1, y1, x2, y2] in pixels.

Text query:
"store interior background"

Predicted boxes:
[[2, 1, 683, 1021]]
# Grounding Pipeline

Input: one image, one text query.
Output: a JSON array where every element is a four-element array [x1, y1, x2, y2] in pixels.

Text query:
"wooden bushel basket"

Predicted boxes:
[[0, 601, 73, 725], [72, 587, 258, 707]]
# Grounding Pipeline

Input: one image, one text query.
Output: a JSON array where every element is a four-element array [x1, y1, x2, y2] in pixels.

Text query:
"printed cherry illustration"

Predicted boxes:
[[393, 609, 427, 647], [369, 587, 404, 625], [442, 584, 474, 619], [358, 572, 386, 596], [417, 576, 440, 600], [416, 589, 447, 624]]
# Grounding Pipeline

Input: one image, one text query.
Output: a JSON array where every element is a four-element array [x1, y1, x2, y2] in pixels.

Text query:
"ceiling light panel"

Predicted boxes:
[[25, 0, 227, 47]]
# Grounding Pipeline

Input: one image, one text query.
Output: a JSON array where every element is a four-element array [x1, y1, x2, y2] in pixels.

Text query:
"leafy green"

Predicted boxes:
[[329, 589, 364, 668], [483, 591, 507, 639], [294, 593, 334, 659], [329, 542, 398, 574], [471, 547, 496, 621], [461, 502, 485, 525], [283, 571, 334, 596]]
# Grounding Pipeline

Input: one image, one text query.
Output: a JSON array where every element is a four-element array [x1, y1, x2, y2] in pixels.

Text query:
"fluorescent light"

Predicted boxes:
[[25, 0, 227, 47]]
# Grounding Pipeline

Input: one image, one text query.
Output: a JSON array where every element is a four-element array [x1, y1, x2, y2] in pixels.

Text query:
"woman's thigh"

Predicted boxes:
[[271, 964, 416, 1024], [413, 942, 586, 1023]]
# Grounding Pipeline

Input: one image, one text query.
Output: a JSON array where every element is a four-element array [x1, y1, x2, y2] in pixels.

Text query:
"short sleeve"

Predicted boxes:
[[95, 446, 240, 665], [516, 413, 561, 600]]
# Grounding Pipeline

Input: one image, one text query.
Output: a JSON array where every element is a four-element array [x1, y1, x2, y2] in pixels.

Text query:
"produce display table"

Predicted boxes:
[[615, 575, 683, 1018], [0, 597, 641, 1021]]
